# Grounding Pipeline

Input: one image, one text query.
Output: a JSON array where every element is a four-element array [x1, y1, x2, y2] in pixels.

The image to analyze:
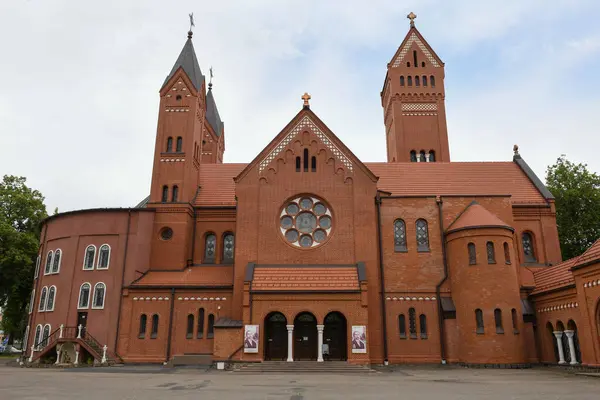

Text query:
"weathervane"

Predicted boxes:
[[188, 13, 195, 38], [407, 11, 417, 28]]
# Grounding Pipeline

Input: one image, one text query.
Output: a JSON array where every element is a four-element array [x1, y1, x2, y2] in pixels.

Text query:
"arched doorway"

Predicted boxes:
[[547, 322, 558, 362], [557, 320, 571, 363], [324, 312, 347, 361], [567, 319, 582, 363], [294, 312, 317, 360], [264, 312, 287, 360]]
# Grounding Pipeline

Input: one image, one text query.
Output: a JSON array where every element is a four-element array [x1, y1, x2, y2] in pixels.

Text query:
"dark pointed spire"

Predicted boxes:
[[161, 30, 205, 91], [206, 88, 223, 137]]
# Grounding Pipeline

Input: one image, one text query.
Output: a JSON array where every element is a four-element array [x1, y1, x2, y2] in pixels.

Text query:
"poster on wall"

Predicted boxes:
[[351, 325, 367, 353], [244, 325, 259, 353]]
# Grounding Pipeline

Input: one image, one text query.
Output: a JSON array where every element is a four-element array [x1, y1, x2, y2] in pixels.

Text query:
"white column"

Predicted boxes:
[[425, 152, 430, 162], [55, 345, 62, 365], [28, 346, 35, 363], [553, 331, 566, 364], [59, 324, 64, 339], [416, 156, 421, 163], [101, 345, 108, 364], [564, 330, 578, 365], [77, 324, 83, 339], [74, 351, 79, 366], [317, 325, 324, 362], [286, 325, 294, 362]]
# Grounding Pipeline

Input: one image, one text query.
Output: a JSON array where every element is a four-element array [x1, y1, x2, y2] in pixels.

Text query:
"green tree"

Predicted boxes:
[[546, 156, 600, 260], [0, 176, 48, 342]]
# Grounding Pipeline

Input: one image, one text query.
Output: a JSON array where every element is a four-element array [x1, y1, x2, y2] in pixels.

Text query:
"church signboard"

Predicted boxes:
[[244, 325, 259, 353], [351, 326, 367, 353]]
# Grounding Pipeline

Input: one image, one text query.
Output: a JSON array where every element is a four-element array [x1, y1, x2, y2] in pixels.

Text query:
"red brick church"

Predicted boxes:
[[25, 14, 600, 367]]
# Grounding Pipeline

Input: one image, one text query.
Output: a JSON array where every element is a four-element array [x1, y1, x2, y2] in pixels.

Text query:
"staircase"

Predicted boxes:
[[168, 354, 212, 367], [233, 361, 375, 373]]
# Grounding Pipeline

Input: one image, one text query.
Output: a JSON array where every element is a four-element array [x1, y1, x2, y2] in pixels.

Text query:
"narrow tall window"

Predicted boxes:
[[430, 75, 436, 87], [51, 249, 61, 273], [406, 62, 411, 67], [311, 156, 316, 172], [400, 76, 405, 86], [138, 314, 147, 339], [303, 149, 309, 172], [415, 76, 420, 86], [394, 219, 407, 252], [92, 283, 106, 309], [98, 245, 110, 269], [166, 137, 173, 152], [176, 137, 183, 152], [34, 325, 42, 349], [172, 185, 179, 202], [416, 219, 430, 252], [475, 309, 484, 334], [204, 234, 216, 263], [162, 185, 169, 203], [398, 314, 407, 339], [423, 75, 428, 86], [42, 325, 51, 348], [29, 290, 35, 313], [408, 308, 417, 339], [407, 76, 413, 86], [186, 314, 194, 339], [511, 308, 519, 333], [419, 150, 426, 162], [78, 283, 91, 309], [413, 50, 418, 67], [428, 150, 435, 162], [468, 243, 477, 265], [44, 251, 53, 275], [197, 308, 205, 338], [83, 245, 96, 270], [38, 286, 48, 311], [46, 286, 56, 311], [522, 232, 537, 262], [207, 314, 215, 338], [35, 255, 41, 278], [494, 309, 504, 334], [151, 314, 159, 339], [410, 150, 417, 162], [487, 242, 496, 264], [419, 314, 428, 339], [223, 233, 234, 264], [504, 242, 511, 264], [296, 156, 301, 172]]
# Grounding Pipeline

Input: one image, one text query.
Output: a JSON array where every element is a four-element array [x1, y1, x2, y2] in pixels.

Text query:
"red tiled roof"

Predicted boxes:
[[572, 239, 600, 268], [131, 267, 233, 287], [531, 259, 577, 295], [251, 267, 359, 292], [447, 202, 512, 232], [194, 162, 547, 207]]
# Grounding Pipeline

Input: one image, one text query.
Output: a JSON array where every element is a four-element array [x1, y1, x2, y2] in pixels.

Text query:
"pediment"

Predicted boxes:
[[390, 28, 443, 68]]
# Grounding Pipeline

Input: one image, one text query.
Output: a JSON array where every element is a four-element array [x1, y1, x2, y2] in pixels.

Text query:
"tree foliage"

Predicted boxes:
[[0, 176, 47, 341], [546, 156, 600, 260]]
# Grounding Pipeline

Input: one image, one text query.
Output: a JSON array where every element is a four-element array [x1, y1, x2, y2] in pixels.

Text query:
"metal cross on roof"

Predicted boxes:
[[407, 12, 417, 27], [302, 92, 311, 108]]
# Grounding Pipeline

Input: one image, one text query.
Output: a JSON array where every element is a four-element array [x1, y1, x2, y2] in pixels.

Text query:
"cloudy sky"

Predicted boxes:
[[1, 0, 599, 213]]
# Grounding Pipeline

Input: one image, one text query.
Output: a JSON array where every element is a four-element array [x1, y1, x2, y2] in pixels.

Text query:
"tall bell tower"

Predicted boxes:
[[381, 12, 450, 163]]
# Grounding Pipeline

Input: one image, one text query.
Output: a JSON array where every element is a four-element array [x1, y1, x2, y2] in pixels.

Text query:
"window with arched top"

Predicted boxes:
[[410, 150, 417, 162], [207, 314, 215, 338], [311, 156, 316, 172], [487, 242, 496, 264], [139, 314, 147, 339], [409, 308, 417, 339], [197, 308, 205, 338], [204, 234, 216, 263], [83, 245, 96, 270], [46, 286, 56, 311], [419, 150, 426, 162], [421, 61, 426, 67], [415, 76, 420, 86], [430, 75, 436, 87], [407, 76, 413, 86], [42, 324, 51, 348], [406, 61, 411, 67], [413, 50, 418, 67], [419, 314, 428, 339], [400, 76, 405, 86], [504, 242, 511, 264], [78, 283, 91, 309], [303, 149, 309, 172], [468, 242, 477, 265], [394, 219, 407, 252], [151, 314, 159, 339], [33, 325, 42, 350], [172, 185, 179, 202], [166, 137, 173, 152], [522, 232, 537, 263], [35, 255, 41, 278], [44, 251, 53, 275], [511, 308, 518, 334], [176, 137, 183, 152], [475, 309, 484, 334], [38, 286, 48, 311], [162, 185, 169, 203], [296, 156, 301, 172], [52, 249, 61, 273], [494, 309, 504, 334], [428, 150, 435, 162], [398, 314, 406, 339], [416, 219, 430, 252], [223, 233, 234, 264], [186, 314, 194, 339], [29, 289, 35, 313], [98, 245, 110, 269], [92, 282, 106, 309], [423, 75, 428, 86]]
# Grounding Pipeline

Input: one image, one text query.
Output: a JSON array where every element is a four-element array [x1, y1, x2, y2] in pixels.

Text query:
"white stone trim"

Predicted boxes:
[[92, 282, 106, 310], [45, 285, 57, 312], [583, 279, 600, 288], [78, 282, 91, 309], [97, 244, 111, 270], [176, 296, 227, 301], [83, 245, 96, 270], [44, 250, 53, 275], [386, 296, 436, 301], [537, 302, 578, 313]]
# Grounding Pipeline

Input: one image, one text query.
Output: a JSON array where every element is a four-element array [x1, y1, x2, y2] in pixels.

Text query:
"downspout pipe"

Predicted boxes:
[[375, 192, 389, 364], [165, 287, 176, 363], [114, 210, 132, 353], [435, 196, 449, 364]]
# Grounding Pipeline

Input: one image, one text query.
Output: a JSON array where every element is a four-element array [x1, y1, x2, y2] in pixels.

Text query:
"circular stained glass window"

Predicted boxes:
[[279, 195, 333, 248], [160, 227, 173, 240]]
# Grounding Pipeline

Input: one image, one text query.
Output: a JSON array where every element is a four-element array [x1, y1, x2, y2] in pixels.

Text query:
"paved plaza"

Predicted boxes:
[[1, 365, 599, 399]]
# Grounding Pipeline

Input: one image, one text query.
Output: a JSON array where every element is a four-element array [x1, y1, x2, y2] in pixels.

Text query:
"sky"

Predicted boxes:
[[1, 0, 599, 213]]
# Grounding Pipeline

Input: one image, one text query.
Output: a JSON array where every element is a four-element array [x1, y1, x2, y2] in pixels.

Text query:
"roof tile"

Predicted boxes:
[[252, 267, 359, 292]]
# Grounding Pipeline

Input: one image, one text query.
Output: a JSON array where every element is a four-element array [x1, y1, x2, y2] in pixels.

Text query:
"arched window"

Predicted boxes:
[[428, 150, 435, 162], [166, 137, 173, 152], [204, 234, 216, 263], [186, 314, 194, 339], [197, 308, 205, 338], [52, 249, 61, 273], [303, 149, 309, 172], [222, 233, 234, 264], [398, 314, 407, 338], [423, 75, 428, 86], [511, 308, 518, 334], [522, 232, 537, 262], [138, 314, 147, 339], [34, 325, 42, 350], [311, 156, 316, 172], [475, 309, 484, 334], [42, 324, 51, 348], [419, 314, 428, 339], [161, 185, 169, 203], [419, 150, 426, 162], [430, 75, 436, 88], [207, 314, 215, 338], [92, 282, 106, 309], [44, 251, 53, 275], [410, 150, 417, 162], [296, 156, 301, 172], [494, 309, 504, 334], [151, 314, 159, 339], [46, 286, 56, 311], [413, 50, 418, 67], [176, 137, 183, 152], [416, 219, 430, 252], [78, 283, 91, 309], [408, 308, 417, 338], [407, 76, 413, 86], [415, 76, 420, 86], [406, 62, 411, 67], [35, 255, 41, 278], [487, 242, 496, 264], [468, 243, 477, 265], [400, 76, 405, 86], [98, 245, 110, 269], [394, 219, 407, 252], [172, 185, 179, 202], [504, 242, 511, 264], [38, 286, 48, 311], [29, 289, 35, 313], [421, 61, 426, 67], [83, 245, 95, 270]]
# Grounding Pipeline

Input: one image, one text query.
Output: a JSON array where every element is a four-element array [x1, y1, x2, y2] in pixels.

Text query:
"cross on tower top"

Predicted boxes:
[[302, 92, 311, 108], [407, 12, 417, 27]]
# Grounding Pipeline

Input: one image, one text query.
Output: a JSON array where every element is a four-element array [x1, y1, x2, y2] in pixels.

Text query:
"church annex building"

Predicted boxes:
[[25, 16, 600, 367]]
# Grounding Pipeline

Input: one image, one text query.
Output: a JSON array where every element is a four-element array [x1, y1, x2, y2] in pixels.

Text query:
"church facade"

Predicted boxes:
[[25, 16, 600, 367]]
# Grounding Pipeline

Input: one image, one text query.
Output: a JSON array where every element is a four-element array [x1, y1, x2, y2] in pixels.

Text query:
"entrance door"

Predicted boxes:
[[77, 312, 88, 338], [265, 312, 288, 360], [294, 312, 317, 360], [324, 312, 347, 361]]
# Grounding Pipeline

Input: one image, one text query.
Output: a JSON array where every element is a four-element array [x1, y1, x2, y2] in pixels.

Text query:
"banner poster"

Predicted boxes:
[[244, 324, 259, 353], [351, 325, 367, 353]]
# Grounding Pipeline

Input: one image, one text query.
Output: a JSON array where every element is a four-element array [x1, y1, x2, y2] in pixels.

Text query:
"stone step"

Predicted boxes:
[[233, 361, 374, 373], [169, 354, 212, 366]]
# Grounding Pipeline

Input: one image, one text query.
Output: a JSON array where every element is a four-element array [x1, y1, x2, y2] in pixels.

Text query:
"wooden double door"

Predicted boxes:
[[294, 312, 317, 360], [265, 312, 288, 360]]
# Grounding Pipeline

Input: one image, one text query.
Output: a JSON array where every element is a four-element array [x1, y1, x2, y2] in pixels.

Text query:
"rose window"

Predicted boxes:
[[280, 195, 332, 248]]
